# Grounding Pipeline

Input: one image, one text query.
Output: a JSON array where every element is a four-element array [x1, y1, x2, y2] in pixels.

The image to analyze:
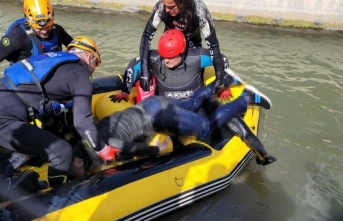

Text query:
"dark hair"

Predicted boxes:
[[174, 0, 197, 33]]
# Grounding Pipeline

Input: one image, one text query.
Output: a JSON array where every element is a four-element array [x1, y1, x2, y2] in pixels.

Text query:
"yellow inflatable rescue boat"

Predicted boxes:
[[1, 68, 262, 221]]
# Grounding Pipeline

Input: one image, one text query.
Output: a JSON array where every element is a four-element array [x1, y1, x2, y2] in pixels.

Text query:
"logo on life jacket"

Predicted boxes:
[[49, 44, 59, 51], [2, 38, 10, 46], [165, 91, 194, 99]]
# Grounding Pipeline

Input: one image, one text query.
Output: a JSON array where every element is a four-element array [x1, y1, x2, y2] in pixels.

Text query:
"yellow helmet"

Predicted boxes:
[[67, 36, 101, 65], [23, 0, 54, 28]]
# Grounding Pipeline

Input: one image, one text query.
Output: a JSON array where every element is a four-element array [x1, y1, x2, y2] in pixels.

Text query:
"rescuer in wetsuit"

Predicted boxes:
[[0, 0, 73, 64], [0, 36, 104, 187], [139, 0, 226, 95], [0, 0, 74, 179]]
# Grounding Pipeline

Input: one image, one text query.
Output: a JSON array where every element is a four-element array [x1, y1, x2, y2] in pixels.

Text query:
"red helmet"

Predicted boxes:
[[158, 29, 186, 58]]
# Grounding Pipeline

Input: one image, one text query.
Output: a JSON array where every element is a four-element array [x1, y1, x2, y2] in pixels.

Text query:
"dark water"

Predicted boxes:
[[1, 2, 343, 221]]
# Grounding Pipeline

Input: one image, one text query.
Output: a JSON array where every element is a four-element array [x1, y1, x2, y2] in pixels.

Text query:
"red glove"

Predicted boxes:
[[135, 76, 156, 103], [109, 92, 129, 103], [218, 88, 232, 99], [96, 145, 121, 161]]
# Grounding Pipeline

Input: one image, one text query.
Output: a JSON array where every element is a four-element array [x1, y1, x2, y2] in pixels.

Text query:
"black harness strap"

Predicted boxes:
[[21, 59, 49, 101], [23, 22, 44, 54], [3, 59, 51, 126]]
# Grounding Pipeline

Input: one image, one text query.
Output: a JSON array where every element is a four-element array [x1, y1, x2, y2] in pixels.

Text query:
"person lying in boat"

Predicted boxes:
[[110, 29, 277, 166], [95, 82, 273, 164], [0, 36, 112, 188]]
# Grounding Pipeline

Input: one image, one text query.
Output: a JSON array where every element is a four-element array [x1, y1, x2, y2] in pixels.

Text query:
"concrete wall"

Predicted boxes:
[[13, 0, 343, 30]]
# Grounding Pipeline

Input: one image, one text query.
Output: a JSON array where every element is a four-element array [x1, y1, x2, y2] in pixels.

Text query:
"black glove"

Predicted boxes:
[[212, 74, 225, 94], [140, 76, 151, 92]]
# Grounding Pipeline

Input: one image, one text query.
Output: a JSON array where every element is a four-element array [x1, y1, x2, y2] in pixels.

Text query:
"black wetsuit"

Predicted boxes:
[[122, 48, 229, 97], [140, 0, 225, 92], [97, 85, 247, 149], [0, 20, 72, 64], [0, 52, 103, 185]]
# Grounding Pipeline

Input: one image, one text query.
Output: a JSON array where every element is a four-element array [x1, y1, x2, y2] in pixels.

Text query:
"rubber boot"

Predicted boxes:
[[226, 117, 277, 166], [243, 85, 272, 109]]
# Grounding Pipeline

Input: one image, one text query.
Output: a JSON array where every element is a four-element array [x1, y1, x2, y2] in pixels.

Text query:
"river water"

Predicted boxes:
[[1, 2, 342, 221]]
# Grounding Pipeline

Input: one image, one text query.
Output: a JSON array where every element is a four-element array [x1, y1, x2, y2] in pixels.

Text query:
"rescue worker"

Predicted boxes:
[[139, 0, 227, 95], [0, 0, 73, 64], [0, 36, 107, 187]]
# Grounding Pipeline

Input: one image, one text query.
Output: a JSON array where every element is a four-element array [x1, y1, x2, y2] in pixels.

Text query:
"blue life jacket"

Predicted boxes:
[[3, 52, 79, 87], [5, 18, 27, 35], [1, 52, 78, 124], [6, 18, 61, 56]]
